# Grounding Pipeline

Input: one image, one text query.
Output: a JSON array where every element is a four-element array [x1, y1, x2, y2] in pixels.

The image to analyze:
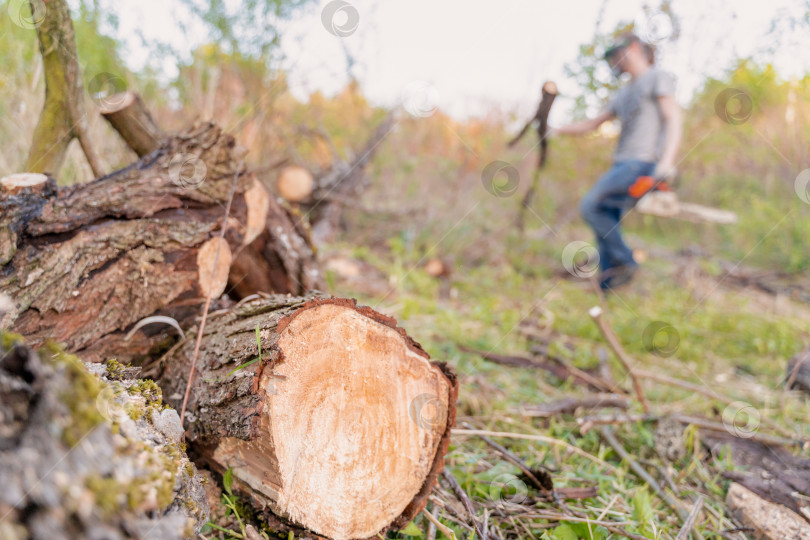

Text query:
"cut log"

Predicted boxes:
[[726, 483, 810, 540], [155, 294, 458, 540], [0, 122, 321, 362], [636, 191, 738, 224], [100, 91, 167, 157], [0, 334, 209, 540], [0, 173, 56, 265], [277, 165, 314, 202]]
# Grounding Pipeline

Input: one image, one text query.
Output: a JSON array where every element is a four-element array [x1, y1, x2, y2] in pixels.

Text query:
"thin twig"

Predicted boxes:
[[461, 422, 554, 483], [676, 495, 704, 540], [422, 508, 454, 540], [179, 167, 242, 428], [598, 426, 689, 522], [425, 507, 438, 540], [452, 429, 615, 471], [671, 414, 800, 447], [634, 369, 798, 439], [441, 469, 488, 540], [589, 306, 651, 413]]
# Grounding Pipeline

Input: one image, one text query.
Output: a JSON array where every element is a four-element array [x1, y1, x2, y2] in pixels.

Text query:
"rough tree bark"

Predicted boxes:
[[0, 334, 209, 540], [1, 122, 321, 363], [154, 294, 458, 540], [25, 0, 103, 177]]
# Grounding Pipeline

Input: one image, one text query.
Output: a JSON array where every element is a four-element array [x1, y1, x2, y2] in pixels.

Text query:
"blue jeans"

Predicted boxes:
[[580, 160, 656, 272]]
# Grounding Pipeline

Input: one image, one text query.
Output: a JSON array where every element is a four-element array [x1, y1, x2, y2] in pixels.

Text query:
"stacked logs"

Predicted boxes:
[[0, 115, 456, 540]]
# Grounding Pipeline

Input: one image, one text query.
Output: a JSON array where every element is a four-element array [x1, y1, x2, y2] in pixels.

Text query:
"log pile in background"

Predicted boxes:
[[277, 115, 394, 246]]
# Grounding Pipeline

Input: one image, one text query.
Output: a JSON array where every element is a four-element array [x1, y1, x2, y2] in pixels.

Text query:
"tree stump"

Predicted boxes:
[[156, 294, 458, 540]]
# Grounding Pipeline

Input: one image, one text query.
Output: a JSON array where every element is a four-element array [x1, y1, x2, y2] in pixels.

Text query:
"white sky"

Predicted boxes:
[[111, 0, 809, 122]]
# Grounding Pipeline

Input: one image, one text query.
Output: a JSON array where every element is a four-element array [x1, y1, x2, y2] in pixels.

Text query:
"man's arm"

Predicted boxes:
[[550, 109, 615, 136], [655, 94, 682, 177]]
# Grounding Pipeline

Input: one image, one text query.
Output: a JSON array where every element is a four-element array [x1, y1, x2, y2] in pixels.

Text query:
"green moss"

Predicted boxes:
[[39, 341, 104, 447], [0, 330, 24, 350], [104, 358, 128, 380], [85, 474, 123, 517], [125, 401, 144, 421], [129, 379, 163, 406]]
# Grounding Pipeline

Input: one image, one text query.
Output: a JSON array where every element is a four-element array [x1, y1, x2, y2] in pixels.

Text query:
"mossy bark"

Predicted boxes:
[[0, 335, 209, 540]]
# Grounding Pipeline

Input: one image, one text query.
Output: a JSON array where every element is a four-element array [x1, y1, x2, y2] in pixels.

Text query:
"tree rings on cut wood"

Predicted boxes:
[[542, 80, 558, 95], [169, 296, 457, 540], [1, 173, 49, 195], [277, 165, 314, 202], [425, 258, 448, 278], [197, 237, 232, 298]]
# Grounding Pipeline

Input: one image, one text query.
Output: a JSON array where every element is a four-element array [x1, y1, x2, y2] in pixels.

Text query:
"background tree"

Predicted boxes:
[[25, 0, 104, 176]]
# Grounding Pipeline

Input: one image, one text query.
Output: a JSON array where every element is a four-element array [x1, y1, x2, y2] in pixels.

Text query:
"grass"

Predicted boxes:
[[312, 222, 810, 539]]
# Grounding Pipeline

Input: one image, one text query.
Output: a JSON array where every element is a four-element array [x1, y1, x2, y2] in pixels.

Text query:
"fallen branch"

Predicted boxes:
[[459, 343, 618, 392], [589, 306, 651, 413], [442, 469, 488, 540], [422, 508, 455, 540], [460, 422, 554, 487], [452, 429, 615, 471], [676, 495, 704, 540], [598, 426, 689, 522], [517, 394, 630, 418]]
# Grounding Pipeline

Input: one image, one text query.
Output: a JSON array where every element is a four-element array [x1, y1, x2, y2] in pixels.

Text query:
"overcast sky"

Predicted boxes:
[[113, 0, 809, 122]]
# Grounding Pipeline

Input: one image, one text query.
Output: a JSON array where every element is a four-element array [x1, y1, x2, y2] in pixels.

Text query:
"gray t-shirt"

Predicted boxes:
[[607, 67, 676, 163]]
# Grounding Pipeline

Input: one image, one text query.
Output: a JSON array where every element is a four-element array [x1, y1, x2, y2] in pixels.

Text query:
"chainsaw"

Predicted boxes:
[[629, 175, 737, 225]]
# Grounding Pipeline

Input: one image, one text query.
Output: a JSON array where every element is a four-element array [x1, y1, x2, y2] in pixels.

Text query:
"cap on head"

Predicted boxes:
[[603, 32, 640, 60]]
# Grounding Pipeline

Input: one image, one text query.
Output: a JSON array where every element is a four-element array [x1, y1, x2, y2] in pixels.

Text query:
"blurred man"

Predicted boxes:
[[552, 33, 682, 290]]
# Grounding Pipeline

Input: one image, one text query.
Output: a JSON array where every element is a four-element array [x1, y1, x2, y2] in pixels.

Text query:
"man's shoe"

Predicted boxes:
[[600, 264, 638, 291]]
